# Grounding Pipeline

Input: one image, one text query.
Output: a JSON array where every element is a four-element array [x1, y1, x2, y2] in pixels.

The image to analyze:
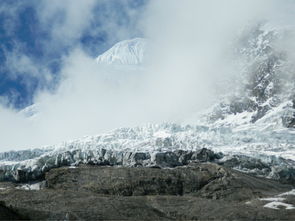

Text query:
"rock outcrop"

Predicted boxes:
[[0, 163, 294, 220]]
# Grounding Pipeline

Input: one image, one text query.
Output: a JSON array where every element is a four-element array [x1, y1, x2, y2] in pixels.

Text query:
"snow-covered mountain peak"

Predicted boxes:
[[96, 38, 147, 65], [18, 104, 39, 118]]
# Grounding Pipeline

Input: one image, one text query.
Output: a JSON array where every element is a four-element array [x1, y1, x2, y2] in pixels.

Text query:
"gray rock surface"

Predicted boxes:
[[0, 163, 294, 220], [46, 163, 224, 196], [220, 155, 295, 184]]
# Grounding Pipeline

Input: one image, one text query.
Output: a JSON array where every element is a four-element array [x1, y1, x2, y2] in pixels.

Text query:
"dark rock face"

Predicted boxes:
[[12, 169, 28, 182], [276, 167, 295, 184], [191, 148, 221, 162], [0, 202, 25, 220], [151, 152, 181, 167], [220, 155, 295, 184], [45, 164, 293, 201], [0, 164, 294, 220], [221, 155, 271, 172], [45, 164, 225, 196], [282, 99, 295, 128]]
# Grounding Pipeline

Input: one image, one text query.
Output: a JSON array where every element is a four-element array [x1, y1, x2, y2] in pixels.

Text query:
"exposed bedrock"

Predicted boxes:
[[0, 164, 294, 220], [45, 163, 293, 200], [46, 163, 225, 196]]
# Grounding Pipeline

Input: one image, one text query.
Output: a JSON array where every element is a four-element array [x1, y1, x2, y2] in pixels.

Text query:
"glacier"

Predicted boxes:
[[0, 117, 294, 182], [1, 24, 295, 183]]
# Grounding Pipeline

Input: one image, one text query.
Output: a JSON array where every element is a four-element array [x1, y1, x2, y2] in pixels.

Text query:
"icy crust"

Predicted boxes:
[[0, 148, 53, 162], [96, 38, 147, 65], [0, 118, 294, 182]]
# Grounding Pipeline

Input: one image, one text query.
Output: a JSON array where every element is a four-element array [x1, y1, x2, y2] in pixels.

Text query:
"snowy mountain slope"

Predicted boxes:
[[18, 104, 39, 118], [96, 38, 147, 65], [207, 24, 295, 127], [1, 24, 295, 183]]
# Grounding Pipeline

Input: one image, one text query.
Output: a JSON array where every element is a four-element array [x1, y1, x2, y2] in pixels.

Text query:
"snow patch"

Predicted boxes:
[[259, 189, 295, 210], [153, 131, 171, 139], [263, 202, 295, 210], [260, 197, 285, 202], [16, 182, 45, 191], [279, 189, 295, 197]]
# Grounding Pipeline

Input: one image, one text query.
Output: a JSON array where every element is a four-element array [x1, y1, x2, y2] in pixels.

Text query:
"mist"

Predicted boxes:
[[1, 0, 294, 150]]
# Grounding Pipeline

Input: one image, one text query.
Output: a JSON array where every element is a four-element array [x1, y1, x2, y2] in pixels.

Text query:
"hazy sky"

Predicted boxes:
[[0, 0, 295, 150]]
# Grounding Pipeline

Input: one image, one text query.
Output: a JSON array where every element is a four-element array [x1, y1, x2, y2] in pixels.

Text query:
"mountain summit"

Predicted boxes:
[[96, 38, 147, 65]]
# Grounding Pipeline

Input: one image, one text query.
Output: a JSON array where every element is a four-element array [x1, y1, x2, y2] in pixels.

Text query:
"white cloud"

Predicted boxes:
[[4, 49, 52, 83], [1, 0, 295, 150], [141, 0, 272, 117], [37, 0, 97, 44]]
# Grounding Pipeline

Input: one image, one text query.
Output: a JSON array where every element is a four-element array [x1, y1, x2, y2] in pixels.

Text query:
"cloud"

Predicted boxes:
[[4, 48, 53, 83], [0, 0, 148, 150], [0, 49, 149, 149], [141, 0, 272, 117], [37, 0, 97, 46], [36, 0, 146, 53], [0, 0, 145, 109], [1, 0, 295, 150]]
